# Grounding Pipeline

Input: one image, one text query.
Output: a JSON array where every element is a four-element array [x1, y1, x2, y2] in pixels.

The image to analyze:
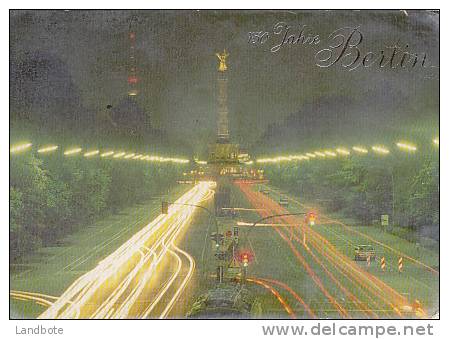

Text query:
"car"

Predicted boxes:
[[354, 245, 376, 261]]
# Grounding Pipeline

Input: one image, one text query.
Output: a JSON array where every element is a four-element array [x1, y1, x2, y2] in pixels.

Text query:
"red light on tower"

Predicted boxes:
[[128, 76, 138, 84], [128, 22, 138, 97]]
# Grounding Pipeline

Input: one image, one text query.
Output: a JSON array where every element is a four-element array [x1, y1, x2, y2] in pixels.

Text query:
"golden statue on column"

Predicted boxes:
[[216, 49, 229, 72]]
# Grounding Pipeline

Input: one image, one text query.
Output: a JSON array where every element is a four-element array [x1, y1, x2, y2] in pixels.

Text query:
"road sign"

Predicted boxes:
[[233, 226, 239, 243], [229, 256, 240, 268], [381, 214, 389, 227], [233, 226, 239, 237], [211, 232, 224, 244], [227, 267, 241, 276], [215, 251, 227, 260]]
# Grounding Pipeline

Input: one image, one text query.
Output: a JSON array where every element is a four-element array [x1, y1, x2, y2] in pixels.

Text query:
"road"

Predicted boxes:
[[38, 181, 214, 319], [236, 181, 430, 319]]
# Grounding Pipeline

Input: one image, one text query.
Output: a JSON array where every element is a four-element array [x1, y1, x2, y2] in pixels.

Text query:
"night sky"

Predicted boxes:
[[10, 10, 439, 157]]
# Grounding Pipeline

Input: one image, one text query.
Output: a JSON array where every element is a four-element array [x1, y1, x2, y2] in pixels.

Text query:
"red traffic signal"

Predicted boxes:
[[305, 211, 317, 225], [237, 251, 254, 266]]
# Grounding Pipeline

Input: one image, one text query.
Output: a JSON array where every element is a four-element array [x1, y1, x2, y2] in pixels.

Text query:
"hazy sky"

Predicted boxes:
[[10, 10, 439, 156]]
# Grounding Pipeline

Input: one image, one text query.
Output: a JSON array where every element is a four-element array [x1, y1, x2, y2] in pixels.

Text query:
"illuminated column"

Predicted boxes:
[[216, 50, 230, 143], [128, 30, 138, 96]]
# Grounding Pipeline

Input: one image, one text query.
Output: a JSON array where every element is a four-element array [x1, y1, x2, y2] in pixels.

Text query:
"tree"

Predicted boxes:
[[408, 159, 439, 234]]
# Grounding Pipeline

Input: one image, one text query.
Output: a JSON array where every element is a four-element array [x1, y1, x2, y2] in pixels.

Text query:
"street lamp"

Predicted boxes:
[[352, 146, 368, 154], [84, 150, 100, 157], [10, 143, 32, 154], [242, 212, 307, 254], [372, 146, 390, 154], [64, 148, 82, 156], [396, 142, 417, 152], [101, 151, 114, 158], [38, 145, 58, 153], [161, 199, 224, 282]]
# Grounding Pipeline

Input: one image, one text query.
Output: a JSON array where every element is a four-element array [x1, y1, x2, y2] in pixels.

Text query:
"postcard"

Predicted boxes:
[[9, 9, 439, 325]]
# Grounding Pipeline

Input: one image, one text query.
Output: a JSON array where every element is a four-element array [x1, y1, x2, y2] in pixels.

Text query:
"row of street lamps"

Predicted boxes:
[[256, 138, 439, 164], [10, 141, 190, 164]]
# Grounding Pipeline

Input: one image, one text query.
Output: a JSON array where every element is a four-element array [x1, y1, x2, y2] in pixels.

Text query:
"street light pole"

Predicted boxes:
[[390, 168, 395, 229], [240, 211, 307, 282], [245, 212, 307, 239], [162, 200, 223, 282], [164, 201, 219, 234]]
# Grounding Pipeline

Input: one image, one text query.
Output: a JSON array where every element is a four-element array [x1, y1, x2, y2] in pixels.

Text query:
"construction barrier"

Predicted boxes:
[[398, 257, 403, 272]]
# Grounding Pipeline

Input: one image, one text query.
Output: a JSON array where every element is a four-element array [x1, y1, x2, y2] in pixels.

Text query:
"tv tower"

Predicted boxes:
[[128, 16, 138, 96]]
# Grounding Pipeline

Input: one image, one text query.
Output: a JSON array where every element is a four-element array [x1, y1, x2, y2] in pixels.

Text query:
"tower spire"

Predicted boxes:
[[216, 50, 230, 143]]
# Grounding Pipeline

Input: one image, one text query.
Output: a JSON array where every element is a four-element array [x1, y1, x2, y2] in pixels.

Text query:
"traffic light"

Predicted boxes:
[[238, 251, 253, 267], [211, 232, 224, 245], [161, 201, 169, 214], [306, 212, 316, 226]]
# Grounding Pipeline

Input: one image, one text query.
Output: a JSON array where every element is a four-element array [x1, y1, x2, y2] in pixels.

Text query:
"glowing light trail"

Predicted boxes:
[[236, 182, 425, 319], [246, 278, 297, 319], [39, 182, 213, 319], [10, 290, 59, 308]]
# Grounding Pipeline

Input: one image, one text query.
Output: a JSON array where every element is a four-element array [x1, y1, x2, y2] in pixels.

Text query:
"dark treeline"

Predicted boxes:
[[263, 150, 439, 243], [10, 151, 187, 260]]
